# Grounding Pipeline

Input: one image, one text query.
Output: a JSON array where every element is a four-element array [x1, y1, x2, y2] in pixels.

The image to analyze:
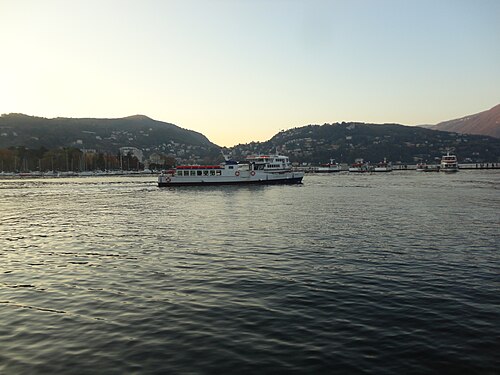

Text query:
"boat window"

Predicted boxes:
[[183, 170, 190, 176], [216, 170, 222, 175], [210, 170, 215, 176], [177, 171, 182, 176], [197, 170, 202, 176], [203, 170, 209, 176], [190, 171, 196, 176], [228, 166, 234, 169]]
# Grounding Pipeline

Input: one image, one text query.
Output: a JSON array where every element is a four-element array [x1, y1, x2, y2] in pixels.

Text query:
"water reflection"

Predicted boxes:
[[1, 173, 499, 374]]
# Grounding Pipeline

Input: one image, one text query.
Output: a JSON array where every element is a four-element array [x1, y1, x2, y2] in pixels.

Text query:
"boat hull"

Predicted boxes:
[[315, 169, 341, 173], [158, 175, 303, 187], [348, 168, 372, 173]]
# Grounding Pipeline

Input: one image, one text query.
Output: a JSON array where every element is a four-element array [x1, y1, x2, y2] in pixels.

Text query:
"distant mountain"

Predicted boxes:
[[231, 122, 500, 164], [423, 104, 500, 138], [0, 113, 219, 159]]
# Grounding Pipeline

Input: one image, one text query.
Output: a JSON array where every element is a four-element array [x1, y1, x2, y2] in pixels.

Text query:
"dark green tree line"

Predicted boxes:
[[0, 146, 141, 172]]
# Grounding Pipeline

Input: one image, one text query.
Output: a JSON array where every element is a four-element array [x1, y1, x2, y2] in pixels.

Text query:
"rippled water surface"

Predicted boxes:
[[1, 171, 499, 374]]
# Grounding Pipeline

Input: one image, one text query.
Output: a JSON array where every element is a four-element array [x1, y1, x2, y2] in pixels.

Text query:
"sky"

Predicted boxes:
[[1, 0, 499, 146]]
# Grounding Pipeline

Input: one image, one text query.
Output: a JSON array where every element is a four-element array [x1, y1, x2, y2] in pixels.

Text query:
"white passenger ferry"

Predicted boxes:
[[440, 152, 459, 173], [158, 154, 304, 186]]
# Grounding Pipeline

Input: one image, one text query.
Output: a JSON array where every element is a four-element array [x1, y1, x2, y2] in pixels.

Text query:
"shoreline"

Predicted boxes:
[[1, 164, 499, 180], [0, 171, 158, 179]]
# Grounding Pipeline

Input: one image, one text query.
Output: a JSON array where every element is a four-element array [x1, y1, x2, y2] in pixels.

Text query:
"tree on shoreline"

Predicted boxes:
[[0, 146, 137, 172]]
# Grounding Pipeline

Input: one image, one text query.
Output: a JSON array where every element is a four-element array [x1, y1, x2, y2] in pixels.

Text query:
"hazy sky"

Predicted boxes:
[[1, 0, 499, 146]]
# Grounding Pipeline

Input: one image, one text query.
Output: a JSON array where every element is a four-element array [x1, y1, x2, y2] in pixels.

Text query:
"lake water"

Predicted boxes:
[[1, 171, 499, 374]]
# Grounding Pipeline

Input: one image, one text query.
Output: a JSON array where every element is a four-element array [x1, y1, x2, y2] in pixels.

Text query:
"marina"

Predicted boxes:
[[1, 152, 499, 181], [1, 162, 499, 180], [1, 162, 499, 181]]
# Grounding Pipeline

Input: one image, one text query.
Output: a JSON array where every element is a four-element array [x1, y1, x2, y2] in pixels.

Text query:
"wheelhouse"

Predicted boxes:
[[246, 155, 292, 171]]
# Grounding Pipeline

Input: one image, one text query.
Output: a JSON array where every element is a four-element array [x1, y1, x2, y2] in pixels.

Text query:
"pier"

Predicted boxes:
[[296, 163, 500, 173], [392, 163, 500, 171]]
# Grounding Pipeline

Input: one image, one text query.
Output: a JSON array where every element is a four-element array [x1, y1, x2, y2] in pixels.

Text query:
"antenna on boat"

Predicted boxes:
[[221, 149, 231, 162]]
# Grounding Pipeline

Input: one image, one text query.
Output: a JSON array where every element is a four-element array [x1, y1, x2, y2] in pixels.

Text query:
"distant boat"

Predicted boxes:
[[373, 158, 393, 172], [440, 152, 459, 173], [416, 163, 440, 172], [349, 159, 372, 173], [316, 159, 342, 173], [158, 153, 304, 186]]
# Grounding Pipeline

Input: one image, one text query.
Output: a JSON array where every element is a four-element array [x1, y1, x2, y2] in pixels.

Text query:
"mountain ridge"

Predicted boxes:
[[423, 104, 500, 138], [230, 121, 500, 164], [0, 113, 217, 155], [1, 111, 499, 165]]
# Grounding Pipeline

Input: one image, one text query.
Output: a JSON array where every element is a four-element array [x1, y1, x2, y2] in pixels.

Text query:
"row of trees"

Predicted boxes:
[[0, 147, 143, 172]]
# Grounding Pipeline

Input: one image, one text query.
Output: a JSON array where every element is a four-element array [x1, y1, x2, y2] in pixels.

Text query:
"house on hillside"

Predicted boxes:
[[120, 147, 143, 162]]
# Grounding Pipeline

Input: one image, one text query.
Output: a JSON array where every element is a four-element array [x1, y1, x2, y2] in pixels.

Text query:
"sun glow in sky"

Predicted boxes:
[[1, 0, 499, 146]]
